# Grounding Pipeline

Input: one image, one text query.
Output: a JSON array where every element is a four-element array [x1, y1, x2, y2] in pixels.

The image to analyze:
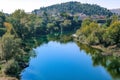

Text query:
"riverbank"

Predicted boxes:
[[0, 71, 17, 80], [75, 39, 120, 57], [0, 66, 18, 80], [91, 45, 120, 56], [0, 77, 17, 80]]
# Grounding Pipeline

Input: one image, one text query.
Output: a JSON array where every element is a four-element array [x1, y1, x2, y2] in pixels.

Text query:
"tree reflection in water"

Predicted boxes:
[[0, 33, 119, 80], [76, 42, 120, 79]]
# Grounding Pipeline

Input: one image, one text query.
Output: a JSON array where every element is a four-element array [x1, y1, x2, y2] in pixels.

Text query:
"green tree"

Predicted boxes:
[[1, 33, 22, 61], [76, 21, 105, 45], [0, 12, 5, 28], [47, 23, 55, 34], [104, 21, 120, 46]]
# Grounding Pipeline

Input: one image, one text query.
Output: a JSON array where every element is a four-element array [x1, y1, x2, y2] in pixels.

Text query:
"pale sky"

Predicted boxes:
[[0, 0, 120, 13]]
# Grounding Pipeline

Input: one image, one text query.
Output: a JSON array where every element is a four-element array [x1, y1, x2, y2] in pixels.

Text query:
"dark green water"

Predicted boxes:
[[21, 41, 120, 80]]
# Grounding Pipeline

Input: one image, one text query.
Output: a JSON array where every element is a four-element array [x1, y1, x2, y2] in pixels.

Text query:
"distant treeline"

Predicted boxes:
[[33, 1, 113, 16]]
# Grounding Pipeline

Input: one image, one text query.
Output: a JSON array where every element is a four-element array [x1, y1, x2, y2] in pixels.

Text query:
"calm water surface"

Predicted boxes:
[[21, 41, 113, 80]]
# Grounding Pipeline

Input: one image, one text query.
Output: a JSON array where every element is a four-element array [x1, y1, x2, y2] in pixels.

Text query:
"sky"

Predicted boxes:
[[0, 0, 120, 13]]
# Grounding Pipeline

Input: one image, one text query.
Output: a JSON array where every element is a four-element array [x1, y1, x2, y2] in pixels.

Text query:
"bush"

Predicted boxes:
[[3, 59, 20, 77]]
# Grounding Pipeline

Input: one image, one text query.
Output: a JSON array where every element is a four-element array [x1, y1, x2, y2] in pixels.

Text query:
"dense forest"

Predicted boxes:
[[33, 1, 113, 16]]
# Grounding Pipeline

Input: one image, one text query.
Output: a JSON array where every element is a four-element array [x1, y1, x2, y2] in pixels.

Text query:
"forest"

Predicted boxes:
[[33, 1, 112, 16]]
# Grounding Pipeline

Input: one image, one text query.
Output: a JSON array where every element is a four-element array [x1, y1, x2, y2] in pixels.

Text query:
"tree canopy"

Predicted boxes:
[[33, 1, 113, 16]]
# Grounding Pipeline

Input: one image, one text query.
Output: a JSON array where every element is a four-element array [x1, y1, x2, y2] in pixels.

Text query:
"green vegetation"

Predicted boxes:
[[76, 15, 120, 47], [0, 1, 119, 79], [0, 18, 29, 78], [0, 9, 75, 78], [33, 1, 112, 16], [76, 42, 120, 79], [5, 10, 80, 40]]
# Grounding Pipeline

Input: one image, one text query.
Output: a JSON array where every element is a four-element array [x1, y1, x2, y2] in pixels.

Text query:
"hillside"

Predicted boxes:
[[32, 1, 113, 16], [110, 9, 120, 15]]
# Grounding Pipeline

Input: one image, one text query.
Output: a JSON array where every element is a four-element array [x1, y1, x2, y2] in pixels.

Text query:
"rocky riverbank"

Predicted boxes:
[[92, 45, 120, 57]]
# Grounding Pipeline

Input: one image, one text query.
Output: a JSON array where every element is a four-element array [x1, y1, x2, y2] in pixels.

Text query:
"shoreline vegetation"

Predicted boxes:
[[92, 45, 120, 56], [74, 36, 120, 57], [75, 40, 120, 57], [76, 42, 120, 79], [0, 6, 82, 79], [74, 16, 120, 57], [0, 1, 119, 80]]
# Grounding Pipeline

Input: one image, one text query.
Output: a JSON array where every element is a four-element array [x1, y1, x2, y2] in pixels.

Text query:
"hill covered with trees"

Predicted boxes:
[[32, 1, 113, 16]]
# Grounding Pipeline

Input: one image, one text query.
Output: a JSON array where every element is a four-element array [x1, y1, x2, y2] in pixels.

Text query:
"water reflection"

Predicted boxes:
[[21, 41, 111, 80], [1, 33, 119, 80], [23, 33, 73, 50], [22, 34, 120, 80], [76, 42, 120, 79]]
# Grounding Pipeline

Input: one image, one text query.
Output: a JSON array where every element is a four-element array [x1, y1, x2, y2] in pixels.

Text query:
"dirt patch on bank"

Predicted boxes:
[[0, 77, 17, 80]]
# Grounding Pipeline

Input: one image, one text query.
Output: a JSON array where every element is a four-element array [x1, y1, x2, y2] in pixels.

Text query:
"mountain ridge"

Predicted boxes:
[[32, 1, 113, 16]]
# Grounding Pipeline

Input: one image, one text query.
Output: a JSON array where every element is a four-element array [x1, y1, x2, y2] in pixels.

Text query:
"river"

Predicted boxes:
[[21, 40, 120, 80]]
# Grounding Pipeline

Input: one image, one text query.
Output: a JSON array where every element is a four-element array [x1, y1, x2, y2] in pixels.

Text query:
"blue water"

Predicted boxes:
[[21, 41, 111, 80]]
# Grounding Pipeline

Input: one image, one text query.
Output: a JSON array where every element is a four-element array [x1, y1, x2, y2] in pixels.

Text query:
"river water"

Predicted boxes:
[[21, 41, 120, 80]]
